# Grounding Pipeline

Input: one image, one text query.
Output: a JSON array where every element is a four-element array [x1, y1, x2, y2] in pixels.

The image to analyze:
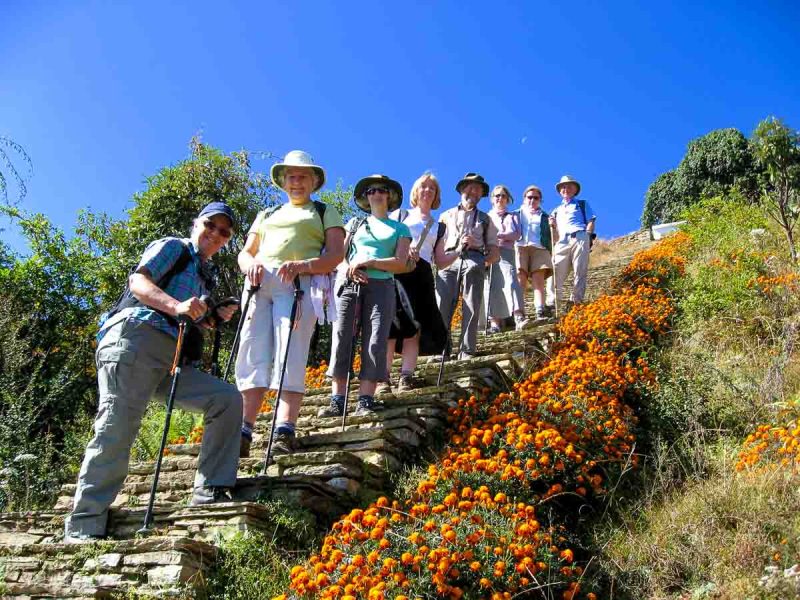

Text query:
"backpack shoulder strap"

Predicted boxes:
[[345, 216, 369, 260], [436, 222, 446, 242], [312, 200, 327, 252], [577, 200, 588, 225], [157, 241, 193, 290]]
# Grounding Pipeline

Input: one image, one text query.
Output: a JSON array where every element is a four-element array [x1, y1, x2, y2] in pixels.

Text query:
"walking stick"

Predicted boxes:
[[208, 297, 240, 378], [341, 282, 362, 432], [549, 221, 559, 320], [138, 319, 189, 534], [261, 277, 304, 474], [437, 255, 467, 386], [484, 262, 493, 335], [223, 283, 260, 381]]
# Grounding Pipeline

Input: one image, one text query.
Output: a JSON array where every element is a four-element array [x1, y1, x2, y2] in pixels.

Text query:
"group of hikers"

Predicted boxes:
[[63, 150, 597, 542]]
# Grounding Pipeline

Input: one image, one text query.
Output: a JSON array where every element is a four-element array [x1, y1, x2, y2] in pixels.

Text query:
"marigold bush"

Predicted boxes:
[[281, 235, 688, 599]]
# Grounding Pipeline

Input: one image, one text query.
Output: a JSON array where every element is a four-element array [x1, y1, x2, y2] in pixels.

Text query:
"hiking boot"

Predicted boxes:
[[239, 434, 251, 459], [317, 396, 345, 418], [190, 486, 234, 506], [535, 308, 547, 322], [514, 316, 531, 331], [457, 351, 477, 361], [397, 373, 415, 392], [270, 431, 297, 456], [376, 381, 393, 395], [353, 395, 383, 417], [488, 325, 501, 335], [544, 304, 555, 317]]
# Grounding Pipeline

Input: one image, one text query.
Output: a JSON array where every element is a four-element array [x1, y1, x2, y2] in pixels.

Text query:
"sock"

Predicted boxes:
[[275, 421, 296, 436], [241, 421, 254, 441]]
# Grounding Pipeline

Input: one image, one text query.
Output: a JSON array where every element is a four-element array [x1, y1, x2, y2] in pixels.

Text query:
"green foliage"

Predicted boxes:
[[678, 195, 769, 328], [130, 404, 202, 462], [751, 116, 800, 262], [204, 500, 317, 600], [641, 127, 762, 227]]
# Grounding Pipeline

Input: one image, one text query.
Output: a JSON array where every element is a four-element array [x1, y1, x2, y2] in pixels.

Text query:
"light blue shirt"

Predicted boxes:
[[347, 216, 411, 280], [552, 199, 595, 242], [517, 207, 546, 249]]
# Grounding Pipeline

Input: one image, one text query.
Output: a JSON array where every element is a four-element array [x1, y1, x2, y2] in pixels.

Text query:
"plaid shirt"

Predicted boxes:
[[101, 237, 209, 339]]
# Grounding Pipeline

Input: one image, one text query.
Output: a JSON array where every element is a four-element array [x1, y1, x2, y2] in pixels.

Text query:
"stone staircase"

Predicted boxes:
[[0, 236, 649, 598]]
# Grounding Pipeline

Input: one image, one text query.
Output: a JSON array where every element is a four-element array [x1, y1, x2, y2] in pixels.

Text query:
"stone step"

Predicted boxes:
[[0, 535, 216, 598]]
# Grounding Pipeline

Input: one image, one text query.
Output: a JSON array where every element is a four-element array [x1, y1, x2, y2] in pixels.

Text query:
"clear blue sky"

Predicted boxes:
[[2, 0, 799, 252]]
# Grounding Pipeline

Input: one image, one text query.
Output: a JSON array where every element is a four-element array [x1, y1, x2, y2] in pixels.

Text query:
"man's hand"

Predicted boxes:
[[175, 296, 208, 321], [215, 303, 239, 323]]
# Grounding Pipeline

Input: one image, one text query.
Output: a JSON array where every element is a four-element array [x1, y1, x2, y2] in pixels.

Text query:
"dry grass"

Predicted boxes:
[[598, 442, 800, 599], [590, 234, 654, 269]]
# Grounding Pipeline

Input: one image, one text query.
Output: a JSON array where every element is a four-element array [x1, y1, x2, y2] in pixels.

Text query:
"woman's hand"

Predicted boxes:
[[245, 259, 265, 287], [347, 260, 371, 284], [277, 260, 307, 284], [408, 246, 420, 263]]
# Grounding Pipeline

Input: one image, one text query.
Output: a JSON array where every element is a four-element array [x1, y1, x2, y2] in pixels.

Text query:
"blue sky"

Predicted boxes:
[[2, 0, 799, 252]]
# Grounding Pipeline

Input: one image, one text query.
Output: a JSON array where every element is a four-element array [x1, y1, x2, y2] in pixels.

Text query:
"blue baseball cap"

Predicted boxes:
[[198, 201, 235, 226]]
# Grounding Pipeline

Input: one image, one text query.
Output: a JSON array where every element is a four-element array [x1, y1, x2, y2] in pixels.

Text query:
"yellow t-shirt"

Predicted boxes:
[[249, 201, 344, 267]]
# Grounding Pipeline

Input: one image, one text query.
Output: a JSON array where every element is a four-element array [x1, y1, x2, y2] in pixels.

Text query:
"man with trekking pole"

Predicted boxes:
[[435, 173, 499, 361], [549, 175, 597, 311], [234, 151, 345, 461], [65, 202, 243, 543]]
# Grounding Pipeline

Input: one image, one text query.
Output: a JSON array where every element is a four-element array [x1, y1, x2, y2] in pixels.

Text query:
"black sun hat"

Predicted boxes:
[[455, 172, 490, 198], [353, 174, 403, 213]]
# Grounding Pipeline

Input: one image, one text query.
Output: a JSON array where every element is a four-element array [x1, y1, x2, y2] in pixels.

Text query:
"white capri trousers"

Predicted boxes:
[[235, 269, 316, 394]]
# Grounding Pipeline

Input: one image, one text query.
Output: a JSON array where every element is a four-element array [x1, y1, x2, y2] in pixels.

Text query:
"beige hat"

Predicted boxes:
[[555, 175, 581, 195], [455, 172, 490, 198], [354, 174, 403, 212], [270, 150, 326, 193]]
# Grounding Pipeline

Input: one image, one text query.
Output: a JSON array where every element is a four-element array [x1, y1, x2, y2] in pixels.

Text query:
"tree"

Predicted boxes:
[[641, 128, 761, 227], [0, 136, 33, 205], [751, 117, 800, 262]]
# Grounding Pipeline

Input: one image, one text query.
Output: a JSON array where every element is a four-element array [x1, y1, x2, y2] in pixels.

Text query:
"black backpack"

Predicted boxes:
[[101, 240, 195, 330]]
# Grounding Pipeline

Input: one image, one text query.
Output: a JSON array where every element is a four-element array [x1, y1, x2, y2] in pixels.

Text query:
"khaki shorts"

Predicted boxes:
[[516, 245, 553, 274]]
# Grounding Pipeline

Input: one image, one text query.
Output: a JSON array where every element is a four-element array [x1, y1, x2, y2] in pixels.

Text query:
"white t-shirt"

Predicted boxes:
[[390, 207, 437, 264]]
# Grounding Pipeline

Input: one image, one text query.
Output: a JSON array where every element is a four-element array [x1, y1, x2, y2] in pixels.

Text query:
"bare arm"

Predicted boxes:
[[587, 218, 596, 235], [360, 237, 412, 274], [433, 236, 460, 270], [129, 271, 207, 321], [238, 233, 264, 286]]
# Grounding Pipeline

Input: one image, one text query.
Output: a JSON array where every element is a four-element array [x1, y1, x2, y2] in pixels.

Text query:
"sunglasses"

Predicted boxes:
[[493, 193, 508, 198], [202, 219, 232, 239], [365, 187, 390, 196], [526, 195, 542, 200]]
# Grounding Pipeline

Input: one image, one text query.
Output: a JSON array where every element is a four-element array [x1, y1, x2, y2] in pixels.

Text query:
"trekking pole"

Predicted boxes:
[[437, 256, 467, 386], [208, 297, 240, 378], [484, 262, 493, 335], [341, 282, 362, 432], [223, 283, 260, 381], [138, 318, 189, 534], [549, 221, 559, 320], [261, 277, 304, 474]]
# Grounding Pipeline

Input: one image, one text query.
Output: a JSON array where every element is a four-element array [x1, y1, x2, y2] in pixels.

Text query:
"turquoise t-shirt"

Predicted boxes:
[[347, 216, 412, 280]]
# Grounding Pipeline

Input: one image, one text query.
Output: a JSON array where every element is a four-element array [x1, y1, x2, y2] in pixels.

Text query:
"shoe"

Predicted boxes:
[[353, 395, 383, 417], [544, 304, 555, 317], [397, 374, 415, 392], [457, 351, 476, 361], [239, 434, 251, 459], [376, 381, 393, 395], [514, 316, 531, 331], [535, 308, 547, 322], [190, 486, 234, 506], [63, 533, 105, 545], [270, 431, 297, 456], [317, 396, 345, 418], [488, 325, 501, 335]]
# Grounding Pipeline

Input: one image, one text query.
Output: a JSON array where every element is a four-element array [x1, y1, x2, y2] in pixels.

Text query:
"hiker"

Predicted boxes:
[[64, 202, 243, 542], [436, 173, 499, 360], [486, 184, 529, 333], [549, 175, 597, 307], [515, 184, 553, 321], [382, 172, 455, 392], [235, 150, 345, 458], [319, 175, 412, 417]]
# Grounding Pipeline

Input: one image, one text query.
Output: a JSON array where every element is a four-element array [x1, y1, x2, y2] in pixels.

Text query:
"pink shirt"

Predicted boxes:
[[489, 209, 521, 249]]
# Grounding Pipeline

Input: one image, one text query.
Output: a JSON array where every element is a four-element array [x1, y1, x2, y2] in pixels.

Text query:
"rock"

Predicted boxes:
[[147, 564, 199, 586]]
